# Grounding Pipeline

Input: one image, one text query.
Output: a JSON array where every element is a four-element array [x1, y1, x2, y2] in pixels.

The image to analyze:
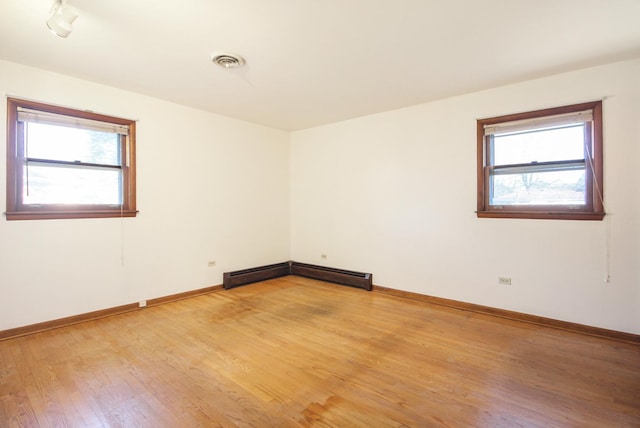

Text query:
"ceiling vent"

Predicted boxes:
[[211, 53, 246, 69]]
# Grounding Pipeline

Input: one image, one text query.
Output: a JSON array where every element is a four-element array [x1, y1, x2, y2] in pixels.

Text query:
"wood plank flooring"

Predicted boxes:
[[0, 276, 639, 427]]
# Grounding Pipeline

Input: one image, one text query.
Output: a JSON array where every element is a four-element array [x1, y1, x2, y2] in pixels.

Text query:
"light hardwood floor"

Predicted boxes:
[[1, 276, 639, 427]]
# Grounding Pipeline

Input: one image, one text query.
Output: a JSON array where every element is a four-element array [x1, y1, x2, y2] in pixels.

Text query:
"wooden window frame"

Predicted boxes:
[[5, 98, 137, 220], [476, 101, 604, 221]]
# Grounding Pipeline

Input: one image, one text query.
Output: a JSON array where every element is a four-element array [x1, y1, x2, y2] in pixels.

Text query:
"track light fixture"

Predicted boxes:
[[46, 0, 78, 38]]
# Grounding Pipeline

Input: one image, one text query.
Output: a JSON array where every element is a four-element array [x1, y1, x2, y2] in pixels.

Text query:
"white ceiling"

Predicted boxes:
[[2, 0, 640, 131]]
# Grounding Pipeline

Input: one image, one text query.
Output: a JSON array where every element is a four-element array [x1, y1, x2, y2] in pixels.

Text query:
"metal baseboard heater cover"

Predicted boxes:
[[223, 261, 372, 291], [289, 262, 372, 290], [223, 262, 291, 290]]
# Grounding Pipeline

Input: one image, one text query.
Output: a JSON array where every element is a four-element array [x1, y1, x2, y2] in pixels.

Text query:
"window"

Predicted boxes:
[[477, 101, 604, 220], [5, 98, 137, 220]]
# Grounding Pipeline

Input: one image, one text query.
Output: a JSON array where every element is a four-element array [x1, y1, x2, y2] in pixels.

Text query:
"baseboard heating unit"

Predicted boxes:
[[223, 262, 291, 290], [223, 261, 372, 291]]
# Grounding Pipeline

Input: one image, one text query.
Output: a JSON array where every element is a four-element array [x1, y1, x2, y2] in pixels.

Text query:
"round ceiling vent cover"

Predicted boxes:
[[211, 53, 246, 69]]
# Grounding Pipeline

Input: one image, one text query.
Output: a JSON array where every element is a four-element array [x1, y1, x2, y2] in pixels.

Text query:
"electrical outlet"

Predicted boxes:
[[208, 260, 216, 267], [498, 277, 512, 285], [139, 300, 147, 308]]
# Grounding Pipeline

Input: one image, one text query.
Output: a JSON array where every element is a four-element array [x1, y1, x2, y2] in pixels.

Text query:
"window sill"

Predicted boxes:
[[5, 210, 138, 221], [476, 210, 605, 221]]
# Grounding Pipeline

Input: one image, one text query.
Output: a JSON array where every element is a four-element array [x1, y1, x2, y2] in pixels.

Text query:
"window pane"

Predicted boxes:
[[25, 122, 120, 165], [493, 124, 585, 166], [23, 165, 121, 205], [490, 169, 585, 206]]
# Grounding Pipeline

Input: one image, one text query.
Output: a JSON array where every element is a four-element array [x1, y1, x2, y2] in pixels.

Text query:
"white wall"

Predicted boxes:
[[2, 58, 638, 336], [291, 59, 640, 334], [0, 60, 290, 331]]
